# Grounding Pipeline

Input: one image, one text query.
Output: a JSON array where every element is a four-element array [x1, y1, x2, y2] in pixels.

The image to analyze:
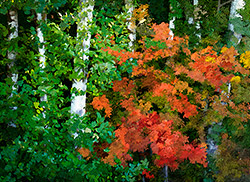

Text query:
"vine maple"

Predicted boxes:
[[99, 16, 250, 179], [91, 94, 112, 118]]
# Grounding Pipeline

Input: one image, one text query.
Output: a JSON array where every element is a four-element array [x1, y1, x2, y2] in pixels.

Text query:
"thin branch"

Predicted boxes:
[[217, 0, 221, 12], [217, 0, 233, 12]]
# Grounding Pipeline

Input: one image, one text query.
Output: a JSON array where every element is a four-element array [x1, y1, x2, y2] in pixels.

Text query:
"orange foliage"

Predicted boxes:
[[113, 78, 135, 98], [91, 95, 112, 117], [130, 4, 149, 29], [175, 46, 249, 90], [77, 148, 91, 159], [101, 21, 250, 176], [102, 139, 132, 166]]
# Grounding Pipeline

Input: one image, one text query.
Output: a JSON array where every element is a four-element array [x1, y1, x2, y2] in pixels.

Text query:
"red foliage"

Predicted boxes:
[[101, 22, 209, 170], [142, 169, 155, 179], [101, 22, 249, 175], [105, 107, 207, 170]]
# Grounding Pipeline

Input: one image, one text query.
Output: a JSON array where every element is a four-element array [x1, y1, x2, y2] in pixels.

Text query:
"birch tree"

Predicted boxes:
[[8, 9, 18, 98], [37, 10, 47, 106], [7, 8, 18, 129], [71, 0, 94, 119], [229, 0, 245, 45], [169, 11, 175, 39], [193, 0, 201, 39], [125, 0, 136, 50], [188, 0, 201, 40], [168, 0, 182, 39]]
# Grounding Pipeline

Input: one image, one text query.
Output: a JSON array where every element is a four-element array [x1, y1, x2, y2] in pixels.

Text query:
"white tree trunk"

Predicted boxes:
[[71, 0, 94, 117], [8, 10, 18, 97], [194, 0, 201, 39], [229, 0, 245, 44], [7, 10, 18, 127], [125, 0, 136, 50], [169, 17, 175, 39], [37, 12, 47, 103], [188, 0, 201, 39]]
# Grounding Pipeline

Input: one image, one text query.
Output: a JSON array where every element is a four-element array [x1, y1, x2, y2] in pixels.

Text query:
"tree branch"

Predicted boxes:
[[217, 0, 233, 12]]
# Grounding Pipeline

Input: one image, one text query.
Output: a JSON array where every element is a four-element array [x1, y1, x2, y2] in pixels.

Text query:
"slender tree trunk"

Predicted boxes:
[[7, 9, 18, 128], [169, 1, 175, 39], [142, 176, 146, 182], [71, 0, 94, 119], [194, 0, 201, 39], [37, 12, 47, 103], [169, 1, 179, 39], [163, 165, 168, 182], [217, 0, 233, 12], [169, 16, 175, 39], [125, 0, 136, 50], [188, 0, 201, 39], [8, 9, 18, 97], [229, 0, 245, 45], [125, 1, 146, 181]]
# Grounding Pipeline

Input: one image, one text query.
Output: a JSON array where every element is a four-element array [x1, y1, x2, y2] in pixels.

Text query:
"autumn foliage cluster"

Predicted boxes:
[[83, 6, 250, 181]]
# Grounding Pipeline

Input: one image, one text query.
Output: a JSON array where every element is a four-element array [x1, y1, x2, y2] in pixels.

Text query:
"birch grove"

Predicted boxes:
[[1, 1, 250, 181]]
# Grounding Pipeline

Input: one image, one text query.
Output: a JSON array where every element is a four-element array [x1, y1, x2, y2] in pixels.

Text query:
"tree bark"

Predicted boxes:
[[7, 9, 18, 127], [188, 0, 201, 39], [169, 16, 175, 39], [163, 165, 168, 182], [125, 0, 136, 50], [194, 0, 201, 39], [8, 9, 18, 97], [229, 0, 245, 45], [37, 12, 47, 103], [71, 0, 94, 119]]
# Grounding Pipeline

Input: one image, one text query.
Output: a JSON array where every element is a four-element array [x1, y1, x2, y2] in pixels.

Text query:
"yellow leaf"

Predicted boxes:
[[230, 76, 241, 84], [34, 102, 39, 109]]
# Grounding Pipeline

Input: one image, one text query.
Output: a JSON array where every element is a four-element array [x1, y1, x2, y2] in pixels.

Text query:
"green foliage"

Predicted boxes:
[[0, 0, 147, 181], [229, 0, 250, 53], [139, 0, 170, 24], [1, 0, 250, 181]]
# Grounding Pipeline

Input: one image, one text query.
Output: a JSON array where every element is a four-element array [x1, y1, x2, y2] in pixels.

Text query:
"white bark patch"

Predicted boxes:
[[194, 0, 201, 39], [188, 0, 201, 39], [71, 0, 94, 117], [229, 0, 245, 44], [7, 10, 18, 127], [37, 13, 47, 103], [169, 17, 175, 39], [8, 10, 18, 94], [71, 77, 88, 117], [125, 0, 136, 49], [37, 13, 46, 69], [194, 0, 198, 5]]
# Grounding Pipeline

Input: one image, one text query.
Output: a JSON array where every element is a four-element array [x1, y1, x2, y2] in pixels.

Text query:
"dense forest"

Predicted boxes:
[[1, 0, 250, 181]]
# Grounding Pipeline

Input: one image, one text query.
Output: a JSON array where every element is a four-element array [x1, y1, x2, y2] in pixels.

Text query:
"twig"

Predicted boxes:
[[217, 0, 233, 12]]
